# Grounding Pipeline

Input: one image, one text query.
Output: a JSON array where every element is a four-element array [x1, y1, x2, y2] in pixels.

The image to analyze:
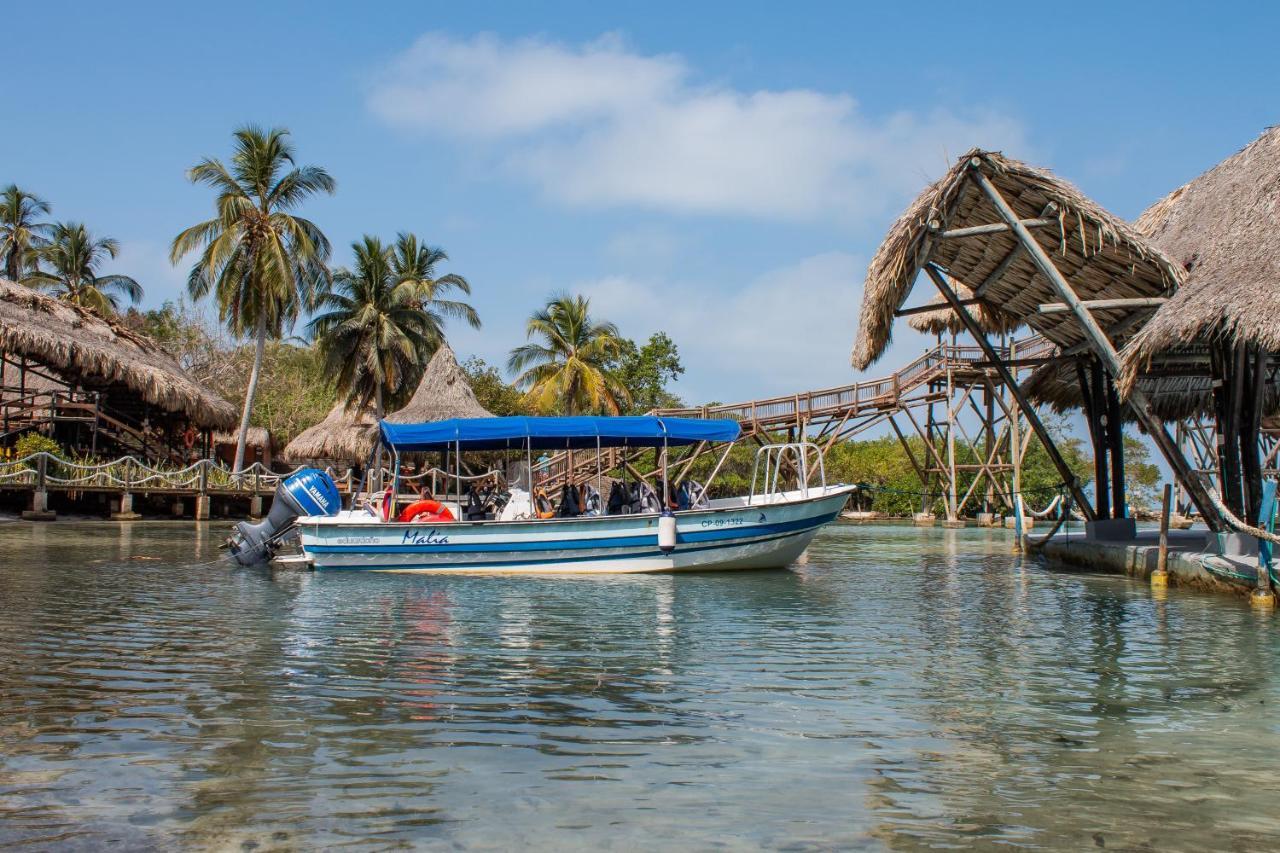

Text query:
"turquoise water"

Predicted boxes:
[[2, 520, 1279, 850]]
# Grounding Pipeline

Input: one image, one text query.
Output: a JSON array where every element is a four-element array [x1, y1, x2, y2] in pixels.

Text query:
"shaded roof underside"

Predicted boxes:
[[854, 150, 1183, 369]]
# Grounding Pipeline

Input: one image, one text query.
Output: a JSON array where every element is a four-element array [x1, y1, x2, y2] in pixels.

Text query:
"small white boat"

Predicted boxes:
[[231, 416, 854, 574]]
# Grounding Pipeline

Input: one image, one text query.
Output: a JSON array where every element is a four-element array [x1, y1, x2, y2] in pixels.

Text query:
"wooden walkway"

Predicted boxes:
[[541, 336, 1054, 520]]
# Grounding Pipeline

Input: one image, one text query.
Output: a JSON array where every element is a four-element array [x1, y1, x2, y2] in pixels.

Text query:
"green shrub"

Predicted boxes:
[[14, 433, 63, 461]]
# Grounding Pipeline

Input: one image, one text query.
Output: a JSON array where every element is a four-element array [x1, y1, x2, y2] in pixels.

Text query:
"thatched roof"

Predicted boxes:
[[282, 342, 491, 463], [281, 400, 378, 463], [1120, 127, 1280, 391], [386, 342, 492, 423], [213, 427, 273, 449], [853, 150, 1183, 369], [903, 277, 1023, 336], [1020, 360, 1259, 422], [0, 279, 236, 428]]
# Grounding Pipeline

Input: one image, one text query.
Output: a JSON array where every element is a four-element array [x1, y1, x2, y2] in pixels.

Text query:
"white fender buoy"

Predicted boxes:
[[658, 510, 677, 553]]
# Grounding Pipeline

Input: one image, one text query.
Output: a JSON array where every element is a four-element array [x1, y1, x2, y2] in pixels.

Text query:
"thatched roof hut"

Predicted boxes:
[[853, 149, 1183, 369], [281, 401, 378, 464], [0, 279, 236, 429], [386, 342, 492, 423], [283, 342, 491, 464], [903, 277, 1022, 337], [1119, 127, 1280, 392], [213, 427, 275, 467]]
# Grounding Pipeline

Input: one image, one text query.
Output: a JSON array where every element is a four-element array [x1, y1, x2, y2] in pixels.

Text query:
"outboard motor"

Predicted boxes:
[[228, 468, 340, 565]]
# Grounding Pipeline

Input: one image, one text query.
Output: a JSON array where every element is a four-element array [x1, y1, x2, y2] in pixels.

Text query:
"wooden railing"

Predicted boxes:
[[652, 335, 1049, 428]]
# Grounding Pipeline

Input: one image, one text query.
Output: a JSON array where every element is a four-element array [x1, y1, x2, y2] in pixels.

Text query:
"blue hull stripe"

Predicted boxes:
[[306, 511, 838, 555], [314, 528, 818, 571]]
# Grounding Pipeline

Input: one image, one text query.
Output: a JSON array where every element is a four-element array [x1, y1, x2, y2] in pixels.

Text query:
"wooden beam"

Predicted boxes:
[[923, 262, 1096, 520], [929, 217, 1056, 239], [967, 162, 1224, 531], [895, 298, 981, 318], [1038, 297, 1167, 315]]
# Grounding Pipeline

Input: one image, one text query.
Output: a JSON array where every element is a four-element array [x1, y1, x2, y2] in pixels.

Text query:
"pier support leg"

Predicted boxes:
[[111, 492, 141, 521], [171, 499, 185, 518], [195, 495, 211, 521], [22, 489, 56, 521], [249, 495, 263, 519]]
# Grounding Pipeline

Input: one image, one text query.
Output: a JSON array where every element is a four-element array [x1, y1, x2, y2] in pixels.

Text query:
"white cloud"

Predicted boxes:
[[368, 33, 1028, 221], [579, 252, 930, 403]]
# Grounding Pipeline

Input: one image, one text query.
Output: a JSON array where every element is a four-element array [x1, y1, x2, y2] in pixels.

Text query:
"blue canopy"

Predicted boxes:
[[379, 415, 740, 452]]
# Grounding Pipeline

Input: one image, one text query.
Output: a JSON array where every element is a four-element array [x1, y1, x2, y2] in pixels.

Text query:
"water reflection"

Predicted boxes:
[[0, 521, 1277, 848]]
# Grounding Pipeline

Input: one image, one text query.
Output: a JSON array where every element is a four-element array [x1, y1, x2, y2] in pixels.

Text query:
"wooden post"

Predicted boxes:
[[1153, 483, 1172, 588], [968, 164, 1223, 530], [922, 264, 1095, 519], [1078, 359, 1109, 519], [1106, 375, 1126, 519]]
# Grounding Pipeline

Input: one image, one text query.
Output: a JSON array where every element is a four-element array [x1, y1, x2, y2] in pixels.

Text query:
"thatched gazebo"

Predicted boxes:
[[283, 342, 491, 466], [1119, 126, 1280, 532], [0, 279, 236, 459], [385, 342, 492, 424], [852, 149, 1219, 529], [281, 401, 379, 465]]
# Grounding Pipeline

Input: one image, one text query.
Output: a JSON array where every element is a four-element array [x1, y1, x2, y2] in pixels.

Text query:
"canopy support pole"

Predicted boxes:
[[967, 163, 1224, 531]]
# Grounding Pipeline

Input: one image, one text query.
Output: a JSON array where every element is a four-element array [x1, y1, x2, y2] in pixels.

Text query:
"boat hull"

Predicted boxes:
[[297, 487, 853, 573]]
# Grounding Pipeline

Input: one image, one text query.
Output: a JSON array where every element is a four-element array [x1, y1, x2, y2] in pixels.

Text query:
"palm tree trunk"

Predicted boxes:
[[232, 314, 267, 473], [373, 384, 385, 490]]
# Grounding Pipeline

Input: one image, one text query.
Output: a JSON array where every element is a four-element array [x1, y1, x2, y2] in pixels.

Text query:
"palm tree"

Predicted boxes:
[[508, 293, 630, 415], [170, 125, 335, 472], [390, 233, 481, 331], [0, 185, 52, 281], [309, 236, 445, 419], [24, 222, 143, 314]]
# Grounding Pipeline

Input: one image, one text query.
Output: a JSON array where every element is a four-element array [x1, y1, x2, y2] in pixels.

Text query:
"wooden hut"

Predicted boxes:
[[852, 149, 1221, 530], [1119, 127, 1280, 532], [0, 279, 236, 460]]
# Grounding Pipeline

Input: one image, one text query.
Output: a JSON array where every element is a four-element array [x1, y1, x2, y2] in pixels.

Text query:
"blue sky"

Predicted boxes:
[[3, 1, 1276, 408]]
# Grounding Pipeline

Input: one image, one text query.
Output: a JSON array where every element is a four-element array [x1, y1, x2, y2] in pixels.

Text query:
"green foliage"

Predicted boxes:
[[310, 235, 443, 415], [461, 356, 529, 416], [1123, 433, 1162, 514], [211, 341, 336, 443], [15, 432, 62, 461], [0, 184, 52, 281], [171, 125, 335, 339], [609, 331, 684, 413], [508, 293, 629, 415], [171, 125, 335, 470], [23, 222, 142, 314]]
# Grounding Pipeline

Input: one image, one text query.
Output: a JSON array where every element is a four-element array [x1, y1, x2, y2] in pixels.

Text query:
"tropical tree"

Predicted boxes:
[[507, 293, 630, 415], [170, 125, 335, 472], [309, 236, 446, 418], [0, 185, 52, 281], [390, 232, 481, 331], [24, 222, 143, 314]]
